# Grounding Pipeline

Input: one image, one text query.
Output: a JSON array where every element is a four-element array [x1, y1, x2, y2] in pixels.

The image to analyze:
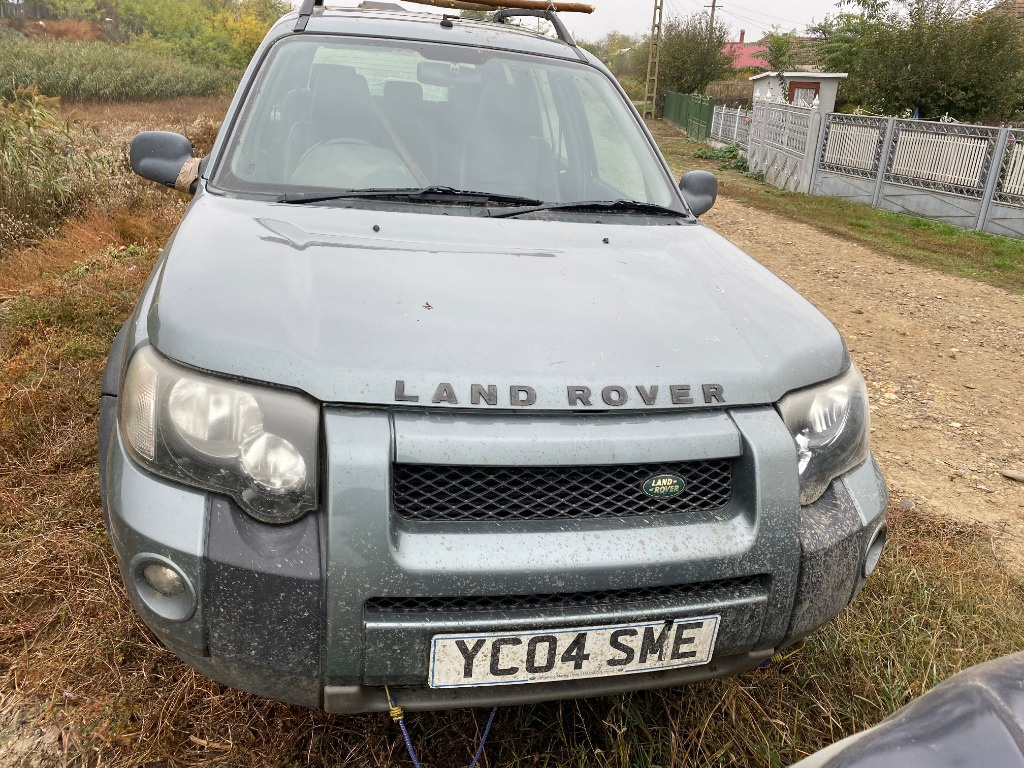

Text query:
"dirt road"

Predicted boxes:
[[701, 196, 1024, 570]]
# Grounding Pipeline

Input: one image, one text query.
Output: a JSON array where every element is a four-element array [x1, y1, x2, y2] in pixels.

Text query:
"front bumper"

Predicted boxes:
[[100, 400, 887, 713]]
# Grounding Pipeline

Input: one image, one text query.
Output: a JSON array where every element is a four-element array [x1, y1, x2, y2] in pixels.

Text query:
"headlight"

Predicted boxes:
[[119, 346, 318, 523], [778, 363, 871, 506]]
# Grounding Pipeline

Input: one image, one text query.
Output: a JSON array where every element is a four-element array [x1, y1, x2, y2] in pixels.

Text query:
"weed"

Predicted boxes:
[[693, 143, 750, 173], [0, 37, 239, 103], [0, 86, 115, 249]]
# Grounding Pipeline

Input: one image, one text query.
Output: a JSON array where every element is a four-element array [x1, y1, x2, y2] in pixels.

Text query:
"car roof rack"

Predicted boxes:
[[294, 0, 324, 32], [492, 8, 576, 47], [295, 0, 592, 46]]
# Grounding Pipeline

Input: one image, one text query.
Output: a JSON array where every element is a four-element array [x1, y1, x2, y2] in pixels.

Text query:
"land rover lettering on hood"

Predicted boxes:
[[99, 1, 887, 714]]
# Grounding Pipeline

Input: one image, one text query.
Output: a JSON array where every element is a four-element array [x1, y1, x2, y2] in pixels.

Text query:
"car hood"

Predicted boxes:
[[147, 195, 847, 410]]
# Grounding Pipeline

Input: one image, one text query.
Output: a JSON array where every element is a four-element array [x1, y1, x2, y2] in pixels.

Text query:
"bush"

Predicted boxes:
[[0, 37, 240, 103], [0, 86, 115, 249], [616, 75, 644, 102]]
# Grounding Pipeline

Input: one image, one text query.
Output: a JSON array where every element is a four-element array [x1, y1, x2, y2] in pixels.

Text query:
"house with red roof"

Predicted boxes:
[[722, 30, 769, 71]]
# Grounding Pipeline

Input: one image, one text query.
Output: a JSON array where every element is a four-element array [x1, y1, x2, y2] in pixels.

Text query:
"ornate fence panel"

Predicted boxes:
[[996, 129, 1024, 208], [710, 105, 751, 145], [885, 120, 1000, 198], [746, 98, 822, 193], [819, 114, 887, 178], [809, 114, 1023, 238]]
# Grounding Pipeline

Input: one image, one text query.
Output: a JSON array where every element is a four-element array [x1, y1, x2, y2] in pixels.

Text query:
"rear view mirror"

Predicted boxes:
[[679, 170, 718, 217], [130, 131, 197, 193], [416, 61, 481, 87]]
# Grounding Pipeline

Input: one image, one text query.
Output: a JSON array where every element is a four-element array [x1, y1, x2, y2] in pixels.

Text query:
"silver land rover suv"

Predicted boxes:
[[99, 1, 888, 713]]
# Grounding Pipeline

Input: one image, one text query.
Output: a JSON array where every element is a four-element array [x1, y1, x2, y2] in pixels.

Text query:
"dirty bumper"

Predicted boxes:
[[102, 403, 887, 713]]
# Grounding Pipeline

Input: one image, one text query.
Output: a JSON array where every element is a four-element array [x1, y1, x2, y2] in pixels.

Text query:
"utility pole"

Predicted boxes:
[[705, 0, 720, 35], [642, 0, 663, 120]]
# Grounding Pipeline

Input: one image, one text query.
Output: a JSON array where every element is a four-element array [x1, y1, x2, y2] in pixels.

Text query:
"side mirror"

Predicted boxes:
[[679, 170, 718, 217], [130, 131, 197, 193]]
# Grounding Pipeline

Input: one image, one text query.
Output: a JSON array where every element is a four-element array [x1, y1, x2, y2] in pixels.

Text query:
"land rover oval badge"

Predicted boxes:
[[642, 473, 686, 499]]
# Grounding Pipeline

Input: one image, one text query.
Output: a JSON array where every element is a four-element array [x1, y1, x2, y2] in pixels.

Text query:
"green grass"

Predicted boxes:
[[652, 122, 1024, 294], [0, 37, 239, 103]]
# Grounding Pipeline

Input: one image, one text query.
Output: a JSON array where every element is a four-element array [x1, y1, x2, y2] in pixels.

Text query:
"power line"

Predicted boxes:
[[725, 1, 809, 27], [719, 7, 793, 34]]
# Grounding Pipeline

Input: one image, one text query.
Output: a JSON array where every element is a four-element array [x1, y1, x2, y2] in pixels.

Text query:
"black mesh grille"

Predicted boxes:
[[392, 460, 732, 522], [365, 576, 765, 615]]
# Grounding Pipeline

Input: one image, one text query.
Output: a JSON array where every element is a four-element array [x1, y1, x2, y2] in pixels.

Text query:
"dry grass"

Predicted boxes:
[[62, 95, 230, 137], [0, 19, 108, 43], [0, 91, 221, 260], [1, 102, 1023, 768]]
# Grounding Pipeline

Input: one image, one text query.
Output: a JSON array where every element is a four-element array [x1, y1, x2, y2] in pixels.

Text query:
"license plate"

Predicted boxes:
[[428, 615, 720, 688]]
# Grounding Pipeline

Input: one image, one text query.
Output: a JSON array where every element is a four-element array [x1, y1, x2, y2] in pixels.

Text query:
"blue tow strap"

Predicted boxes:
[[385, 686, 498, 768]]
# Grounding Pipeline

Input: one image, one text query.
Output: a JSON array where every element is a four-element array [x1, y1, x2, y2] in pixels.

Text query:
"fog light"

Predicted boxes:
[[130, 554, 196, 622], [143, 563, 185, 596], [864, 524, 887, 577]]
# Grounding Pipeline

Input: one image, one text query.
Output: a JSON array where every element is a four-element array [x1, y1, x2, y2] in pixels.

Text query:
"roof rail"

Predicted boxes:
[[294, 0, 324, 31], [492, 8, 576, 47]]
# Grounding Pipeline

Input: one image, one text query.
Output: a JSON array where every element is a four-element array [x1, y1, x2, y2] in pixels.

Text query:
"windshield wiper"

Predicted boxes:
[[278, 186, 543, 206], [488, 199, 685, 219]]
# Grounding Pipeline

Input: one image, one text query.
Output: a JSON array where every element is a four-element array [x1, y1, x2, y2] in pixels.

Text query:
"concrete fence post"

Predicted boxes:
[[801, 106, 826, 194], [758, 102, 769, 175], [872, 117, 897, 209], [977, 127, 1010, 233]]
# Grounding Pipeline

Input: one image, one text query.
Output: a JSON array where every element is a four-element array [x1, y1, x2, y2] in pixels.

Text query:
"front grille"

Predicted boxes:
[[365, 576, 766, 615], [392, 460, 732, 522]]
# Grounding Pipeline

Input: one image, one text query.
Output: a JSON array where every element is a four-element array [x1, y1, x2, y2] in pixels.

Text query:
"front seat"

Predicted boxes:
[[459, 84, 560, 201], [284, 68, 383, 173]]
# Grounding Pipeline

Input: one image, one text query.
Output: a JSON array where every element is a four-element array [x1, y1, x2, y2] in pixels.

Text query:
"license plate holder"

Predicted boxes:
[[428, 615, 720, 688]]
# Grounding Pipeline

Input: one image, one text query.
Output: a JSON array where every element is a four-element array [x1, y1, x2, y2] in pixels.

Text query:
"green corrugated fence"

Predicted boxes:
[[663, 92, 715, 143]]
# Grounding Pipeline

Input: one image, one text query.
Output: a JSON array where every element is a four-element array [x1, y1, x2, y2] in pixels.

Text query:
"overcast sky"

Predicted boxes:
[[320, 0, 843, 42], [563, 0, 840, 42]]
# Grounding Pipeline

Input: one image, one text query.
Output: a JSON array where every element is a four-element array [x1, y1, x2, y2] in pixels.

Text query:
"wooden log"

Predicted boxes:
[[404, 0, 594, 13]]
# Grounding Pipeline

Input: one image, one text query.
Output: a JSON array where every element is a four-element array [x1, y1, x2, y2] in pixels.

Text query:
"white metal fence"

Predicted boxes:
[[704, 92, 1024, 236], [710, 105, 751, 146], [886, 121, 999, 197], [996, 129, 1024, 207], [819, 114, 886, 178], [765, 102, 813, 154], [745, 97, 823, 193], [810, 112, 1024, 237]]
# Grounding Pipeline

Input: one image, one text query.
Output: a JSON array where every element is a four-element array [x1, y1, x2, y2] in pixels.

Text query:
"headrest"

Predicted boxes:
[[477, 84, 538, 135], [383, 79, 423, 105], [309, 62, 355, 88], [311, 68, 372, 124]]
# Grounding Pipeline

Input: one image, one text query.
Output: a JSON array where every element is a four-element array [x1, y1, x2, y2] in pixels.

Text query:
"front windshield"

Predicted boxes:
[[212, 34, 679, 209]]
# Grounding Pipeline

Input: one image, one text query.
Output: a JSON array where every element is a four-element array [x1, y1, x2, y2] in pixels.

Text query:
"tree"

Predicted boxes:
[[576, 30, 639, 73], [811, 0, 1024, 122], [763, 30, 793, 72], [762, 29, 794, 99], [656, 11, 732, 98]]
